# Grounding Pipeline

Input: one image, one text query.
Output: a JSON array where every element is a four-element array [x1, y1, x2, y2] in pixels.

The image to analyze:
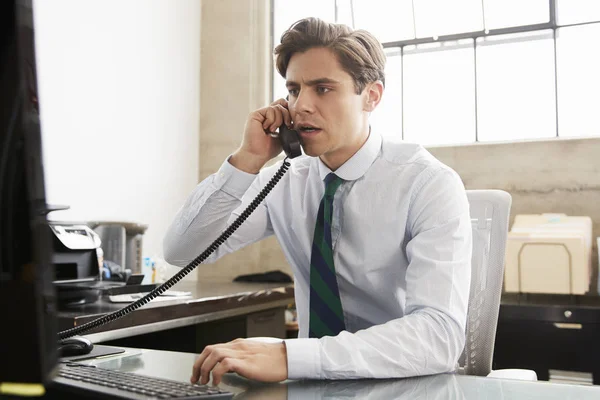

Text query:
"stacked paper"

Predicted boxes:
[[504, 214, 592, 295]]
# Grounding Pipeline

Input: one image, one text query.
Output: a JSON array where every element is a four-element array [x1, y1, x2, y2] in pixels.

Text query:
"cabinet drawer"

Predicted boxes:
[[493, 319, 600, 383], [246, 308, 285, 339]]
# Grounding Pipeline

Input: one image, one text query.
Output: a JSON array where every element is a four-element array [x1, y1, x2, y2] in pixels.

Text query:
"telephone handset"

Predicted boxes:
[[278, 124, 302, 159], [58, 126, 301, 340], [278, 95, 301, 159]]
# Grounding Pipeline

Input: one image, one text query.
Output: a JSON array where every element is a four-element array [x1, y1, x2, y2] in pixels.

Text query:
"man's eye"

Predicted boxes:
[[288, 89, 299, 96], [317, 87, 330, 94]]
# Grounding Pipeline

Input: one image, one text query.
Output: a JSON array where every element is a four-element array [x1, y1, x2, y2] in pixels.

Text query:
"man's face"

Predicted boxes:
[[286, 47, 371, 168]]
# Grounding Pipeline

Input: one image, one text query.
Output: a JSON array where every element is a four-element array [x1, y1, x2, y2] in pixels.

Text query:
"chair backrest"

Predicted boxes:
[[458, 190, 512, 376]]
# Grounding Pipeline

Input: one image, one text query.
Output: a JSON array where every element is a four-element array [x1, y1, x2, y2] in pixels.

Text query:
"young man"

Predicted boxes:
[[164, 17, 472, 385]]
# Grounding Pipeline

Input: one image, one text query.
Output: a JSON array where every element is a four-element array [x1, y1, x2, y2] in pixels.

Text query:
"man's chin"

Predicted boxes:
[[301, 144, 323, 157]]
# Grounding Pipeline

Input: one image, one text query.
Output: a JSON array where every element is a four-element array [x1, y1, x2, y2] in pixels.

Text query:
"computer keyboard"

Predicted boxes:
[[53, 364, 233, 399]]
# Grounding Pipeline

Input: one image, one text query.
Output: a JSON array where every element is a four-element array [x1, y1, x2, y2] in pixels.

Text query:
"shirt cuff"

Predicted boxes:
[[213, 156, 257, 199], [284, 338, 322, 379]]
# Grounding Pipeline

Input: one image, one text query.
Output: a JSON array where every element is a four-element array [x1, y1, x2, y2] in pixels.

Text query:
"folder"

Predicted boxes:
[[504, 214, 592, 295]]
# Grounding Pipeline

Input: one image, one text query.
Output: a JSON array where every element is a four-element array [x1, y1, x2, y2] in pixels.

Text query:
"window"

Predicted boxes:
[[476, 31, 556, 141], [403, 40, 475, 145], [370, 49, 402, 140], [337, 0, 415, 42], [483, 0, 549, 30], [413, 0, 483, 38], [556, 0, 600, 25], [273, 0, 600, 145], [556, 23, 600, 137]]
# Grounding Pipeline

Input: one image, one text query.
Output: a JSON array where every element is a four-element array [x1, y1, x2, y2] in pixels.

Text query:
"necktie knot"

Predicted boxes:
[[324, 173, 344, 197]]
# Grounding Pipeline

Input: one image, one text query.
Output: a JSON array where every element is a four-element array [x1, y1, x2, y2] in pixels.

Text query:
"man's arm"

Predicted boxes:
[[285, 167, 472, 379], [164, 98, 293, 266], [163, 158, 276, 266]]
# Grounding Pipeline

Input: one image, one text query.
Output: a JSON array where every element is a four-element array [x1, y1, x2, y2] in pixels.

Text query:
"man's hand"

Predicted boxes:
[[230, 98, 293, 174], [191, 339, 288, 386]]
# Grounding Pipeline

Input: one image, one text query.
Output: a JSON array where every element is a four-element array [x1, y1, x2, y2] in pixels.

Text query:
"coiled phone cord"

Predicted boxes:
[[58, 158, 291, 340]]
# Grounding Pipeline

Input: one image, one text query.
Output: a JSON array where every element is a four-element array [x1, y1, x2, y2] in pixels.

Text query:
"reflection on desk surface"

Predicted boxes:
[[82, 347, 600, 400]]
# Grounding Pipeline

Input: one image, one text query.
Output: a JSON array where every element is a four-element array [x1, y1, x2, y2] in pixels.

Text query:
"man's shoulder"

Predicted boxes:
[[379, 137, 447, 173], [376, 137, 464, 196], [258, 154, 313, 184]]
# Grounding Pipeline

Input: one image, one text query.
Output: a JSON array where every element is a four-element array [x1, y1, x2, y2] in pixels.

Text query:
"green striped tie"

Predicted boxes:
[[309, 173, 346, 338]]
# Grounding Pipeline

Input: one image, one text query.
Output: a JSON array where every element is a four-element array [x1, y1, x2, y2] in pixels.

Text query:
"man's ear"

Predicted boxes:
[[363, 81, 384, 112]]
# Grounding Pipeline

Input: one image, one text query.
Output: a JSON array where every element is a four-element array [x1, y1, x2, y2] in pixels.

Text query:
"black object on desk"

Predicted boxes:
[[233, 270, 292, 283], [58, 336, 94, 357], [493, 293, 600, 384]]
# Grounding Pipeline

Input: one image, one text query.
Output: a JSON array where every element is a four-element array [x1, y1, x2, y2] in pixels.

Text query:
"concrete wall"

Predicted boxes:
[[428, 138, 600, 294], [196, 0, 291, 280]]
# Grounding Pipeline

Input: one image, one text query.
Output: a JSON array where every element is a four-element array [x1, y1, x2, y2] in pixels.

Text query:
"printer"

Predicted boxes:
[[49, 222, 154, 305], [48, 222, 105, 305], [49, 222, 102, 283], [504, 214, 593, 295]]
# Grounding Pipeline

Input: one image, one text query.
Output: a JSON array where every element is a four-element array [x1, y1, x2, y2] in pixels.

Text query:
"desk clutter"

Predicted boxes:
[[504, 214, 594, 295], [48, 220, 153, 306], [109, 290, 192, 303]]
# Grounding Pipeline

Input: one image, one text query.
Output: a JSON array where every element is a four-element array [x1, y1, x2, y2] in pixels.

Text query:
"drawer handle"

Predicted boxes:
[[553, 323, 582, 330], [250, 311, 277, 323], [252, 316, 275, 323]]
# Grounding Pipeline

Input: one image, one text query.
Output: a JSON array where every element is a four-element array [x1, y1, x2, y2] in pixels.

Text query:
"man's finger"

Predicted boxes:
[[199, 347, 237, 385], [191, 344, 230, 383], [273, 104, 292, 128], [262, 107, 276, 131], [191, 345, 212, 383], [191, 340, 248, 383], [270, 97, 288, 108], [211, 358, 240, 386], [268, 106, 284, 133]]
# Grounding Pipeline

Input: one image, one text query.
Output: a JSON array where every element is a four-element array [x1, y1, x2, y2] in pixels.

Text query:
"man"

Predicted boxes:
[[163, 17, 472, 385]]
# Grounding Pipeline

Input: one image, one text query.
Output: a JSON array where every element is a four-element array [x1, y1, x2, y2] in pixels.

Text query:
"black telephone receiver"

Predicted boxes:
[[59, 113, 302, 341], [278, 95, 301, 159], [278, 123, 302, 159]]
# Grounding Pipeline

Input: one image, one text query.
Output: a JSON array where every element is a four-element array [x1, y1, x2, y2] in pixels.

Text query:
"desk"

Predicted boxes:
[[47, 346, 600, 399], [494, 293, 600, 384], [58, 281, 294, 352]]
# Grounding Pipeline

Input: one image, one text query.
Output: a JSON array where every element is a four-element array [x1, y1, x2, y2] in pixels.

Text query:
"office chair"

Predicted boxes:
[[458, 190, 536, 381]]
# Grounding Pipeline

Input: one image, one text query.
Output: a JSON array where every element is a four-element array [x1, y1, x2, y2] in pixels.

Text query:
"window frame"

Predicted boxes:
[[272, 0, 600, 144]]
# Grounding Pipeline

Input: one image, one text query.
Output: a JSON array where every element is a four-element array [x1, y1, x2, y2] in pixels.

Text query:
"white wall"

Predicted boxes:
[[33, 0, 201, 268]]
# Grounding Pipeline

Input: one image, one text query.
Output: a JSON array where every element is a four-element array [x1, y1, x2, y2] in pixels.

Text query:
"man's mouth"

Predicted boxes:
[[296, 124, 322, 136]]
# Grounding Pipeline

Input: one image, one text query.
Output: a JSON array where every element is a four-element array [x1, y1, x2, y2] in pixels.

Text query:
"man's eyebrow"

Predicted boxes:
[[286, 78, 341, 87]]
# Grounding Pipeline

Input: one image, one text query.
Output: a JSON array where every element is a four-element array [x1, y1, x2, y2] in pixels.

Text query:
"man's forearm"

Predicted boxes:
[[285, 308, 465, 380]]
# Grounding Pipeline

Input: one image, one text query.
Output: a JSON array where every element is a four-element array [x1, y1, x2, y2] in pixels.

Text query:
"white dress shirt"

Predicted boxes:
[[163, 131, 472, 380]]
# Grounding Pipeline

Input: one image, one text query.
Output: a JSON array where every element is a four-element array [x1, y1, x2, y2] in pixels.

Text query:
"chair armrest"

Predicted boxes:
[[487, 369, 538, 381]]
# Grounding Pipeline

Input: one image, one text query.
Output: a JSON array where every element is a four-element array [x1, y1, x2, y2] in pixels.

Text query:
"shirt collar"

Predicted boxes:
[[317, 129, 382, 182]]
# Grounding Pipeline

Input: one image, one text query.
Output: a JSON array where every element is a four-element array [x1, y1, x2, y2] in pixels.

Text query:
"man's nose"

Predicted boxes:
[[293, 89, 315, 114]]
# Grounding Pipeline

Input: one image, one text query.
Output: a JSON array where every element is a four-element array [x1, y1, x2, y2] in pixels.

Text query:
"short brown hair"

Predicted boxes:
[[274, 18, 386, 95]]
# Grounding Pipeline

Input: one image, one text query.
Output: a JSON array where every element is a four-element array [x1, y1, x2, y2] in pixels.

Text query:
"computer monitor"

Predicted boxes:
[[0, 0, 58, 386]]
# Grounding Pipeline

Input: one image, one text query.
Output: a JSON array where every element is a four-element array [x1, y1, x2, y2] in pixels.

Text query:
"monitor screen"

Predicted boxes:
[[0, 0, 58, 385]]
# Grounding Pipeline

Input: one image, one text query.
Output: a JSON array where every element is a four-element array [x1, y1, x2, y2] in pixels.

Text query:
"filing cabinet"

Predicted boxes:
[[493, 294, 600, 384]]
